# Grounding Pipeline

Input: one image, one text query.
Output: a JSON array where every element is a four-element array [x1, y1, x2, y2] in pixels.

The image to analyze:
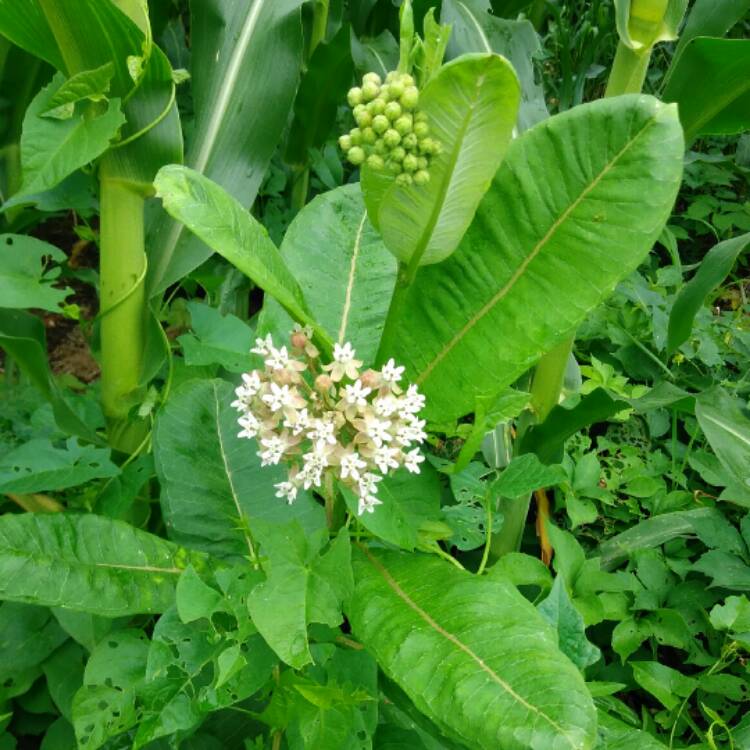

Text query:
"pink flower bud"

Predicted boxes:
[[291, 331, 308, 350], [360, 369, 381, 389], [315, 374, 333, 393]]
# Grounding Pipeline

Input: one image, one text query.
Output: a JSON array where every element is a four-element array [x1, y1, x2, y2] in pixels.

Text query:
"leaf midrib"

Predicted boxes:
[[360, 545, 581, 748], [416, 111, 662, 386], [338, 211, 367, 344]]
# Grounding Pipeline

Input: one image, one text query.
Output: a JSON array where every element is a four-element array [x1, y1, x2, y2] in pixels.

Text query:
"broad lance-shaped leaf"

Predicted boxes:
[[390, 94, 683, 422], [8, 73, 124, 203], [259, 183, 396, 364], [663, 38, 750, 141], [695, 387, 750, 493], [441, 0, 548, 132], [347, 547, 597, 750], [363, 52, 520, 268], [146, 0, 305, 294], [0, 513, 204, 616], [153, 379, 325, 562], [154, 165, 327, 346], [667, 232, 750, 355]]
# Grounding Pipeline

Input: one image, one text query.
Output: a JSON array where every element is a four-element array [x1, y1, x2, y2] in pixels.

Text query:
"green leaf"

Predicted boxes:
[[595, 711, 668, 750], [41, 63, 115, 119], [285, 24, 353, 166], [537, 577, 601, 671], [248, 525, 353, 669], [259, 183, 397, 364], [363, 53, 520, 268], [663, 38, 750, 140], [710, 595, 750, 633], [146, 0, 306, 293], [177, 300, 254, 373], [391, 95, 683, 422], [667, 233, 750, 354], [0, 603, 67, 675], [0, 438, 118, 494], [341, 463, 443, 551], [351, 29, 399, 79], [0, 234, 72, 311], [630, 661, 696, 710], [693, 550, 750, 590], [0, 513, 202, 616], [486, 552, 553, 592], [599, 507, 744, 569], [175, 565, 224, 623], [671, 0, 750, 63], [0, 309, 101, 443], [442, 0, 548, 132], [154, 165, 326, 344], [494, 454, 566, 497], [347, 547, 597, 750], [153, 379, 326, 562], [9, 73, 124, 203], [696, 387, 750, 495]]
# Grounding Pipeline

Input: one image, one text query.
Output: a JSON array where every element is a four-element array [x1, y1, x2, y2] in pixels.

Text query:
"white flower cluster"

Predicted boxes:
[[232, 328, 426, 516]]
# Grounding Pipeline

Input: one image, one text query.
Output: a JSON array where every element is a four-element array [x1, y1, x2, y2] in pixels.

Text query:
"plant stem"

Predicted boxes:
[[99, 160, 148, 452], [309, 0, 330, 56], [376, 263, 413, 365], [491, 493, 533, 558], [529, 337, 572, 422], [528, 0, 548, 32], [605, 42, 652, 97], [290, 165, 310, 216]]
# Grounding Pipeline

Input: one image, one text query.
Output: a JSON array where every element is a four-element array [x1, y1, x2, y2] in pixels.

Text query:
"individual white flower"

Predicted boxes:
[[395, 417, 427, 446], [343, 381, 372, 408], [238, 412, 260, 439], [262, 383, 299, 413], [265, 345, 291, 371], [373, 445, 400, 473], [357, 413, 393, 447], [231, 371, 261, 411], [381, 358, 405, 386], [398, 383, 426, 417], [324, 342, 362, 381], [283, 407, 310, 436], [357, 472, 383, 515], [258, 435, 287, 466], [307, 415, 337, 445], [274, 480, 298, 504], [404, 447, 425, 474], [299, 442, 330, 488], [373, 394, 399, 417], [251, 334, 274, 356], [340, 450, 367, 482]]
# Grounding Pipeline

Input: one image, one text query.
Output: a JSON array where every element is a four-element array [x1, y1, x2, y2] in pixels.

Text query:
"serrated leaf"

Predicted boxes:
[[154, 379, 325, 562], [391, 95, 683, 422], [363, 53, 519, 268], [0, 513, 202, 616], [347, 546, 597, 750], [0, 234, 72, 312]]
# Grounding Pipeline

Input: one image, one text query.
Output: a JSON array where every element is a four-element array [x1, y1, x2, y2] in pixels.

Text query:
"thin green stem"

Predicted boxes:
[[290, 165, 310, 215], [476, 491, 493, 576], [605, 42, 652, 97], [376, 264, 413, 365], [309, 0, 330, 57], [99, 160, 148, 452]]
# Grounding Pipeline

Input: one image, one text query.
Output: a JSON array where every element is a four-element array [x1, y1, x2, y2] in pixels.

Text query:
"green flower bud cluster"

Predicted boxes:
[[339, 71, 441, 187]]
